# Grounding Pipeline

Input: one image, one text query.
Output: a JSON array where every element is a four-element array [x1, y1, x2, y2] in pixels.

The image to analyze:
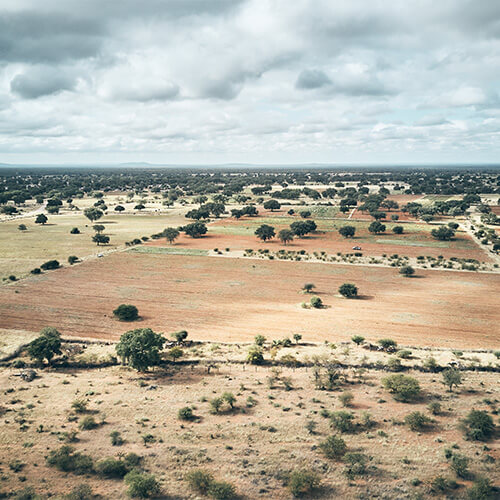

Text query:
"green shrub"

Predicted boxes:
[[343, 452, 368, 478], [428, 402, 441, 415], [450, 453, 470, 479], [386, 357, 403, 371], [461, 410, 495, 441], [288, 469, 320, 497], [378, 338, 397, 349], [124, 471, 161, 498], [95, 457, 129, 478], [382, 374, 421, 402], [247, 346, 264, 365], [430, 476, 459, 494], [207, 480, 237, 500], [186, 469, 214, 494], [254, 335, 266, 346], [66, 484, 94, 500], [110, 430, 124, 446], [339, 391, 354, 407], [113, 304, 139, 321], [40, 259, 60, 270], [71, 399, 88, 413], [404, 411, 432, 431], [310, 296, 323, 308], [79, 416, 98, 430], [46, 445, 93, 474], [397, 349, 412, 359], [330, 411, 355, 433], [467, 477, 496, 499], [339, 283, 358, 298], [319, 435, 347, 459], [124, 453, 142, 468], [351, 335, 365, 345], [178, 406, 195, 421], [422, 356, 438, 371]]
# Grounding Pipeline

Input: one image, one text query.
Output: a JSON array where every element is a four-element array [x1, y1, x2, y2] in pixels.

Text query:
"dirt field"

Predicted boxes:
[[0, 251, 498, 348], [0, 362, 497, 499]]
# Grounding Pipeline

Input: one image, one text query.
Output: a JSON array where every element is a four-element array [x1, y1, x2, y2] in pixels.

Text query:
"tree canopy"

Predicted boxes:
[[27, 327, 62, 365], [255, 224, 275, 241], [116, 328, 166, 372]]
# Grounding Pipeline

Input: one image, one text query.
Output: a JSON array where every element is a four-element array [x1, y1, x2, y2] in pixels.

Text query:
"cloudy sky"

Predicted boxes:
[[1, 0, 499, 165]]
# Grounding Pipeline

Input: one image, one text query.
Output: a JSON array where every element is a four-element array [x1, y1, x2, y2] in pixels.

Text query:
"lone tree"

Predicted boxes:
[[263, 199, 281, 211], [339, 283, 358, 298], [92, 233, 110, 245], [184, 222, 207, 238], [116, 328, 166, 371], [114, 205, 125, 212], [338, 225, 355, 238], [368, 221, 386, 234], [442, 368, 463, 392], [278, 229, 294, 245], [393, 225, 404, 234], [113, 304, 139, 321], [431, 226, 455, 241], [93, 224, 105, 233], [84, 207, 103, 222], [172, 330, 188, 343], [399, 265, 415, 277], [27, 327, 62, 366], [290, 220, 317, 237], [302, 283, 316, 293], [382, 374, 421, 402], [35, 214, 48, 225], [164, 227, 180, 244], [18, 224, 27, 231], [255, 224, 275, 241]]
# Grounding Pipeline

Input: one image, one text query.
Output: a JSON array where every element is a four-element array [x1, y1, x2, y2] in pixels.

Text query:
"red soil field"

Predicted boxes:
[[1, 252, 498, 348]]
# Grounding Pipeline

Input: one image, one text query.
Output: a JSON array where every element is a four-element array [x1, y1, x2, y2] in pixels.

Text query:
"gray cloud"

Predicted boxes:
[[10, 67, 77, 99], [296, 70, 331, 89]]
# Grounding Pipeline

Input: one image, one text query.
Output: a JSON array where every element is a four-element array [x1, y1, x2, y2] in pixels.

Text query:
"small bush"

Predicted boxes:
[[30, 268, 41, 275], [124, 471, 161, 498], [378, 338, 397, 349], [430, 476, 459, 494], [79, 416, 98, 430], [351, 335, 365, 345], [343, 452, 368, 478], [428, 402, 441, 415], [339, 391, 354, 407], [405, 411, 432, 431], [68, 255, 79, 265], [70, 227, 80, 234], [66, 484, 94, 500], [330, 411, 355, 433], [46, 445, 93, 474], [247, 346, 264, 365], [397, 349, 412, 359], [461, 410, 495, 441], [387, 357, 403, 372], [207, 480, 237, 499], [186, 469, 214, 494], [71, 399, 88, 413], [319, 435, 347, 459], [254, 335, 266, 346], [41, 259, 60, 270], [95, 457, 129, 478], [467, 477, 496, 500], [110, 430, 124, 446], [339, 283, 358, 298], [178, 406, 195, 421], [113, 304, 139, 321], [450, 453, 470, 479], [310, 296, 323, 308], [382, 374, 421, 402], [288, 469, 320, 497]]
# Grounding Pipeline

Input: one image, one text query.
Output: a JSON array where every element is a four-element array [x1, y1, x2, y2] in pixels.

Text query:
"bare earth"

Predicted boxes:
[[1, 252, 498, 348]]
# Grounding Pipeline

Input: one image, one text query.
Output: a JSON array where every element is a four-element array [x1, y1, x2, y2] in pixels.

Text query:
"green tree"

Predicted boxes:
[[431, 226, 455, 241], [338, 225, 355, 238], [92, 233, 110, 245], [68, 255, 79, 265], [302, 283, 315, 293], [263, 199, 281, 211], [461, 410, 495, 441], [255, 224, 275, 241], [351, 335, 365, 345], [168, 346, 183, 362], [293, 334, 302, 344], [18, 224, 27, 231], [338, 283, 358, 298], [84, 207, 103, 222], [124, 470, 161, 498], [310, 296, 323, 308], [288, 470, 320, 498], [35, 214, 48, 225], [92, 224, 105, 233], [319, 435, 347, 459], [382, 374, 421, 402], [184, 222, 207, 238], [247, 346, 264, 365], [392, 225, 404, 234], [278, 229, 294, 245], [254, 335, 266, 346], [442, 368, 462, 392], [368, 221, 386, 233], [172, 330, 188, 343], [113, 304, 139, 321], [114, 205, 125, 212], [27, 327, 62, 365], [164, 227, 180, 244], [116, 328, 166, 372], [399, 265, 415, 277]]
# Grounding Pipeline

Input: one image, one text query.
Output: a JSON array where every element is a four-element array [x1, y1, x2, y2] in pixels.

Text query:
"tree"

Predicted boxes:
[[35, 214, 48, 225], [278, 229, 294, 245], [113, 304, 139, 321], [368, 221, 386, 233], [247, 346, 264, 365], [70, 227, 80, 234], [300, 210, 311, 218], [114, 205, 125, 212], [338, 225, 355, 238], [68, 255, 79, 265], [310, 296, 323, 308], [293, 334, 302, 344], [290, 220, 316, 237], [164, 227, 180, 244], [124, 471, 161, 498], [84, 207, 103, 222], [184, 222, 207, 238], [370, 210, 386, 220], [47, 205, 59, 214], [442, 368, 462, 392], [168, 346, 183, 362], [392, 225, 404, 234], [27, 327, 62, 365], [351, 335, 365, 345], [288, 470, 320, 498], [116, 328, 166, 371], [41, 260, 60, 270], [92, 233, 110, 245], [255, 224, 275, 241], [254, 335, 266, 346], [172, 330, 188, 343], [399, 265, 415, 277], [302, 283, 315, 293], [319, 435, 347, 459], [93, 224, 105, 233], [339, 283, 358, 298], [134, 204, 146, 211], [18, 224, 27, 231], [431, 226, 455, 241], [263, 199, 281, 211]]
